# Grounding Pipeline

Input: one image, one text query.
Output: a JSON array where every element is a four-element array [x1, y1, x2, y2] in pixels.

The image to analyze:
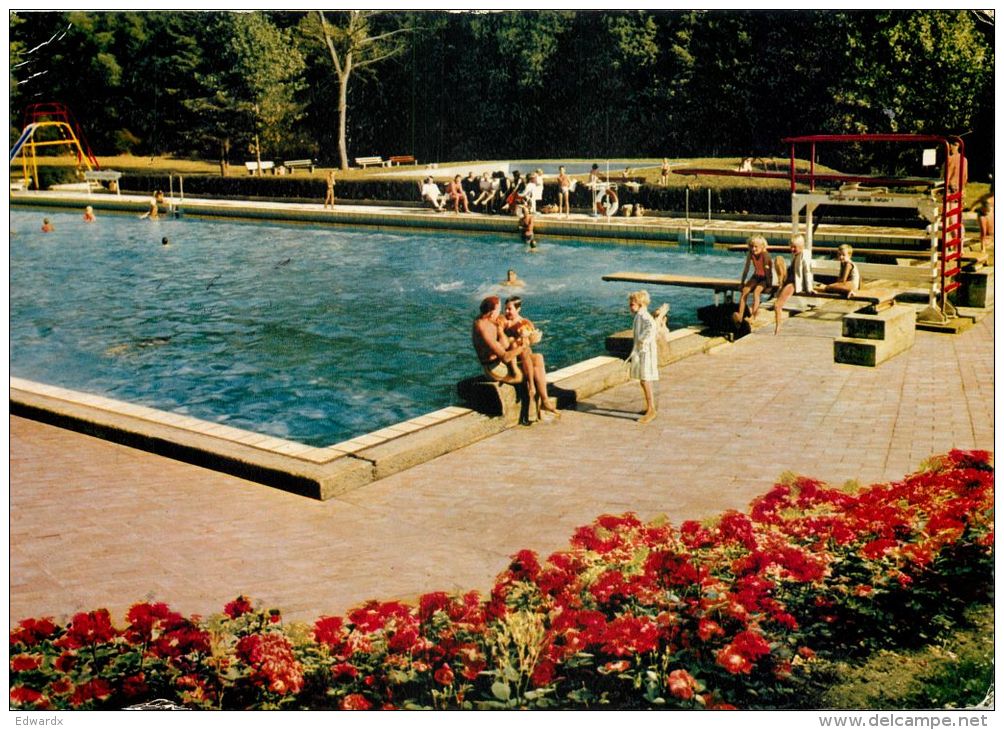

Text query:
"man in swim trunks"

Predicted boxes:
[[472, 295, 526, 384]]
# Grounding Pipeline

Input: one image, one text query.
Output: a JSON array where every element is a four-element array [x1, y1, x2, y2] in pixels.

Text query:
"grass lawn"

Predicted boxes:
[[22, 153, 989, 201]]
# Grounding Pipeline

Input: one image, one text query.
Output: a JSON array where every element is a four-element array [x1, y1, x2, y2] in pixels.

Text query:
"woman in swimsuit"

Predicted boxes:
[[502, 296, 560, 422]]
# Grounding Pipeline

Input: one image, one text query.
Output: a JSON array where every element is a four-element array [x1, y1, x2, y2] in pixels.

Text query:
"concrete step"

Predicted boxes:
[[835, 304, 916, 367]]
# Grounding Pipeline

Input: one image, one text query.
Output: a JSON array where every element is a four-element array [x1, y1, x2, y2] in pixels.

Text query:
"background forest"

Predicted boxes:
[[8, 10, 996, 177]]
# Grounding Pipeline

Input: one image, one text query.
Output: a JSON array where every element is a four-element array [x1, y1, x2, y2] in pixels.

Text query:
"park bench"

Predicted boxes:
[[245, 160, 275, 175], [354, 156, 386, 169], [83, 169, 122, 195], [387, 155, 417, 166], [283, 158, 315, 173]]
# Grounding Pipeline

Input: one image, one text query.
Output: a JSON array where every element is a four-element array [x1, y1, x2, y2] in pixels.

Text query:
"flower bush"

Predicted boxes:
[[10, 451, 992, 710]]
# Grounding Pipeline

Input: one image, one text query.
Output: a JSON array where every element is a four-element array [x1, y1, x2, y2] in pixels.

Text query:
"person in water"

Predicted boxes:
[[83, 206, 96, 222], [41, 218, 54, 233], [518, 206, 536, 247], [500, 269, 525, 287]]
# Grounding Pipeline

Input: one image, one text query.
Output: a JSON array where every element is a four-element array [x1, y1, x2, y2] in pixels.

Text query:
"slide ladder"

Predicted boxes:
[[24, 102, 99, 169]]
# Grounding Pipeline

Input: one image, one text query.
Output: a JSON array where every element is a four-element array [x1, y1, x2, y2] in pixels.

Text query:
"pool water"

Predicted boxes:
[[10, 209, 739, 446]]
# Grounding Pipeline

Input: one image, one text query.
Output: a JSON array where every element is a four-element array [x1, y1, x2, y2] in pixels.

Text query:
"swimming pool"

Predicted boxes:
[[10, 209, 739, 446]]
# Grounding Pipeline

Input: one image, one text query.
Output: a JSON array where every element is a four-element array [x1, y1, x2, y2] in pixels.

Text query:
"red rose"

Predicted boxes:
[[434, 663, 455, 686], [667, 668, 697, 700], [697, 618, 724, 642], [331, 663, 359, 680], [10, 686, 46, 707], [530, 658, 556, 688], [70, 678, 113, 707], [716, 646, 753, 675], [340, 693, 373, 710], [418, 592, 452, 623], [54, 651, 77, 673], [10, 617, 58, 648], [11, 654, 43, 672], [48, 678, 73, 696], [54, 610, 117, 650], [223, 595, 254, 619]]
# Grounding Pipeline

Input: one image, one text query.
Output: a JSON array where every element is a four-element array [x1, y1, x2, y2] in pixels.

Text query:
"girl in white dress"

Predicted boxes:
[[627, 290, 662, 424]]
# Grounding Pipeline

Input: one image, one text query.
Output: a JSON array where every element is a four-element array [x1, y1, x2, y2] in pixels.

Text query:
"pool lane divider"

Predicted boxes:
[[11, 191, 929, 249]]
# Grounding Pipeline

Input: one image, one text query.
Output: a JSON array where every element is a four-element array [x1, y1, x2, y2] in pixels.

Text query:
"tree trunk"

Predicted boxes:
[[338, 70, 350, 171], [254, 132, 262, 177]]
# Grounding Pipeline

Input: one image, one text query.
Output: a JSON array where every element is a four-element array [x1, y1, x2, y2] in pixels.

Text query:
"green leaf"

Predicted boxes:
[[491, 681, 512, 702]]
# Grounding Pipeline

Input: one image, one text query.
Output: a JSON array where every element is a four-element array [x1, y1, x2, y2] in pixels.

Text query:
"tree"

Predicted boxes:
[[307, 11, 409, 170], [186, 12, 304, 174]]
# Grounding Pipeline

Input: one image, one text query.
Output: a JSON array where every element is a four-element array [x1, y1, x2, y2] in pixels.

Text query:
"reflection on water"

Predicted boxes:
[[10, 209, 738, 445]]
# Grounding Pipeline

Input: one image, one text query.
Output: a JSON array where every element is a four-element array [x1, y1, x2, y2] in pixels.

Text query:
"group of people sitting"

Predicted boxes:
[[421, 169, 549, 216], [735, 234, 860, 334], [472, 294, 561, 424]]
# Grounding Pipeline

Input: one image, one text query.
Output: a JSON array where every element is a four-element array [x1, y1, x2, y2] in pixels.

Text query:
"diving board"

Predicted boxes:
[[602, 272, 742, 292]]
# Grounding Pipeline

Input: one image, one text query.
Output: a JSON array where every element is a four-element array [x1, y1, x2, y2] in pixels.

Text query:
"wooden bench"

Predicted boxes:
[[83, 170, 122, 195], [387, 155, 417, 166], [355, 156, 386, 169], [245, 160, 274, 175], [283, 158, 315, 173]]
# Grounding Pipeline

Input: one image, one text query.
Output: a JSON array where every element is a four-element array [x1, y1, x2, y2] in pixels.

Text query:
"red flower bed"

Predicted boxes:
[[10, 451, 993, 710]]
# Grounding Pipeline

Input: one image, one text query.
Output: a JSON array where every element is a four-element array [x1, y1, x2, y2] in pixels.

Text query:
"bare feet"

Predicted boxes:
[[537, 397, 561, 420]]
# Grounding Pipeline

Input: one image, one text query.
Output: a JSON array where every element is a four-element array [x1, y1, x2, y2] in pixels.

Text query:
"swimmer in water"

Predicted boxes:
[[162, 237, 170, 246], [41, 218, 54, 233], [83, 206, 96, 222], [500, 269, 525, 287]]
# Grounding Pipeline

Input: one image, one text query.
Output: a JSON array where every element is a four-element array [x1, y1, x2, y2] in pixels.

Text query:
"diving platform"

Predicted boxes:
[[602, 272, 742, 292]]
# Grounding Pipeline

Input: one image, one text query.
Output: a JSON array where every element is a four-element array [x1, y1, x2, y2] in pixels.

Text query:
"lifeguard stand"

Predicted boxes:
[[10, 102, 99, 190]]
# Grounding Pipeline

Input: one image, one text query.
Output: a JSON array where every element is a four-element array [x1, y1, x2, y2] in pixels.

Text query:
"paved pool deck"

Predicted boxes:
[[9, 305, 994, 626]]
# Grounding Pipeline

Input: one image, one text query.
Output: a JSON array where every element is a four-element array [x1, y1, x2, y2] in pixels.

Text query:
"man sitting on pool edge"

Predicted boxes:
[[472, 295, 526, 385]]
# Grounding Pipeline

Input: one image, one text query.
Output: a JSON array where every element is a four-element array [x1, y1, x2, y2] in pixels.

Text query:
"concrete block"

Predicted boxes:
[[834, 304, 915, 367], [456, 375, 521, 425], [955, 268, 993, 309], [841, 304, 916, 341]]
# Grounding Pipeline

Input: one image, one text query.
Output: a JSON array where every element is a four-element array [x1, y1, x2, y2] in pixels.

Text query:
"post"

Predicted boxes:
[[707, 188, 712, 221]]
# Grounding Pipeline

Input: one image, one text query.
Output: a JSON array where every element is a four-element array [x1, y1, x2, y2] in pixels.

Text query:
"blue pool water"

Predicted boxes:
[[10, 208, 740, 446]]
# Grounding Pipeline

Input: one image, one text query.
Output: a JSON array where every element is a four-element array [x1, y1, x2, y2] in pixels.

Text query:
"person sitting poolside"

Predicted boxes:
[[774, 234, 814, 335], [472, 295, 526, 385], [734, 234, 771, 323], [473, 172, 495, 208], [502, 295, 560, 422], [421, 177, 446, 212], [816, 244, 860, 297], [447, 174, 470, 213]]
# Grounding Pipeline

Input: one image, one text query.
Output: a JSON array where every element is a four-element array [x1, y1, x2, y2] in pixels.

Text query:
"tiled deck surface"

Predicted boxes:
[[10, 310, 994, 626]]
